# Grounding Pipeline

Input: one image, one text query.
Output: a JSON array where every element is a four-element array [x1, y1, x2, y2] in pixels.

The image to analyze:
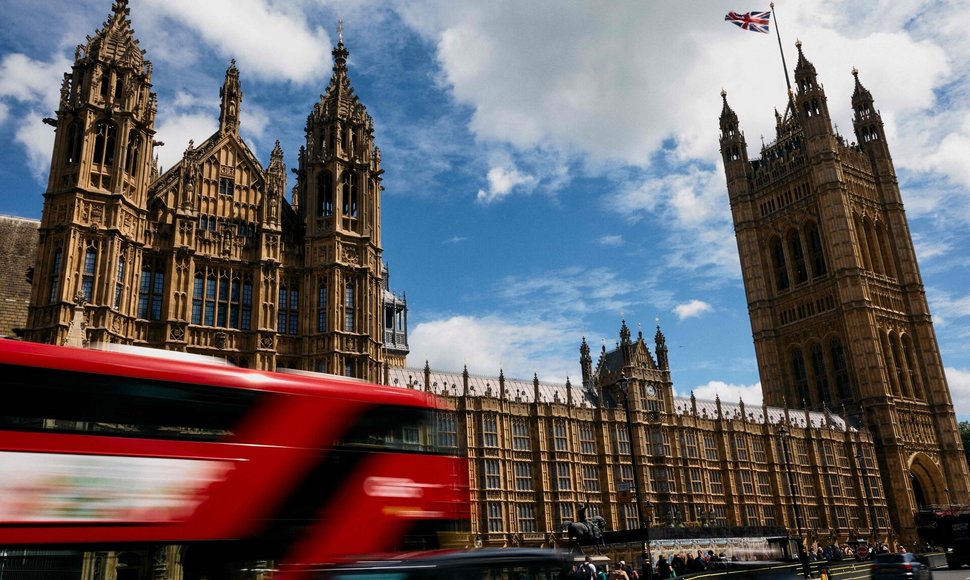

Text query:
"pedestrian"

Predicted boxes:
[[581, 556, 598, 580], [656, 556, 671, 580], [598, 566, 608, 580], [610, 563, 630, 580]]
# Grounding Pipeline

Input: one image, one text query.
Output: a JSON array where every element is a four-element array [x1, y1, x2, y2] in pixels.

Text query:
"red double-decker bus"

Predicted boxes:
[[0, 339, 469, 579]]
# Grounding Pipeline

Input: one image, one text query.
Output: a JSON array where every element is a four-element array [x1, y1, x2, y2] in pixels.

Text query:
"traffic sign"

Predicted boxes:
[[856, 545, 869, 559]]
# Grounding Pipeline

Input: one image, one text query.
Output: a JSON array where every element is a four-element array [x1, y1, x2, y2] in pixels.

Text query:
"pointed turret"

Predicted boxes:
[[26, 0, 156, 345], [297, 22, 380, 236], [580, 336, 593, 388], [619, 319, 631, 345], [851, 68, 888, 148], [719, 89, 750, 199], [654, 324, 669, 371], [792, 41, 833, 134], [264, 140, 285, 225], [219, 60, 242, 135]]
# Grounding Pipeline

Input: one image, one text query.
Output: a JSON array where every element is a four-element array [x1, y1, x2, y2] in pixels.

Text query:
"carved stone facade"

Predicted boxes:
[[21, 0, 408, 380], [388, 322, 891, 560], [719, 41, 970, 542]]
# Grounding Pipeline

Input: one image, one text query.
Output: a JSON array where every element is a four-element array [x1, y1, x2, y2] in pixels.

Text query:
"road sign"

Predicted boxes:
[[617, 482, 633, 502], [856, 545, 869, 559]]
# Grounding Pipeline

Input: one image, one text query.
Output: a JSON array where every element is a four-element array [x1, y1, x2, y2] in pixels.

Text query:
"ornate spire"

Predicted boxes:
[[619, 319, 631, 345], [332, 20, 349, 76], [654, 324, 669, 370], [851, 67, 876, 119], [580, 336, 593, 388], [793, 39, 819, 90], [719, 89, 738, 125], [112, 0, 130, 16], [219, 59, 242, 135], [81, 0, 143, 71]]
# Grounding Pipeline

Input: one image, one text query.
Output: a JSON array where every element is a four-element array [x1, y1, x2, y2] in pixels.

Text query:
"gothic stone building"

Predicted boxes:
[[719, 41, 970, 540], [390, 322, 891, 561], [22, 0, 408, 377], [0, 2, 963, 578]]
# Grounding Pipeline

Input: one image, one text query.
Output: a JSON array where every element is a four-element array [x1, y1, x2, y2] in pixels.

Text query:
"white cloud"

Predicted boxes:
[[142, 0, 331, 84], [153, 113, 219, 173], [476, 163, 537, 204], [598, 234, 623, 247], [408, 315, 576, 381], [946, 367, 970, 422], [0, 52, 73, 182], [685, 380, 763, 407], [612, 164, 726, 227], [15, 112, 55, 182], [0, 53, 70, 110], [673, 300, 713, 320]]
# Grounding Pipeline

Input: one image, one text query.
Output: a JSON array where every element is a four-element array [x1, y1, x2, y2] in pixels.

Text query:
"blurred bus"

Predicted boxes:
[[0, 339, 469, 579]]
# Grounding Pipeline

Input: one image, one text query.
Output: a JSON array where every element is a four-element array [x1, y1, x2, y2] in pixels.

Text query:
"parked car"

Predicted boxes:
[[871, 553, 932, 580]]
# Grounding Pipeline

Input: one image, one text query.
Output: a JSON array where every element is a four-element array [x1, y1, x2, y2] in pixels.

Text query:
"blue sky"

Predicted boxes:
[[1, 1, 969, 420]]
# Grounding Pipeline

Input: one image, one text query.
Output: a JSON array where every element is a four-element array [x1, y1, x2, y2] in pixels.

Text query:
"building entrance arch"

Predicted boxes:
[[908, 453, 947, 508]]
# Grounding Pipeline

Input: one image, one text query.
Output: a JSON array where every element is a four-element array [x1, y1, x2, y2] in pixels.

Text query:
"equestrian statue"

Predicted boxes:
[[561, 500, 607, 553]]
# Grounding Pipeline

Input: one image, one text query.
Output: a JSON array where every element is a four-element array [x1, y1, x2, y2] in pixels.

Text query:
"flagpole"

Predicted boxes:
[[770, 2, 795, 112]]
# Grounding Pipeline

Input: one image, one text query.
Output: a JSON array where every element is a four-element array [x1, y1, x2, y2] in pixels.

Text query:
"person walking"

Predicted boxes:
[[581, 556, 598, 580], [609, 563, 630, 580]]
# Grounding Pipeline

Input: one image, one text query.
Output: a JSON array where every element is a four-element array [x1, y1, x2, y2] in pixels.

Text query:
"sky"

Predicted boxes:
[[1, 0, 968, 420]]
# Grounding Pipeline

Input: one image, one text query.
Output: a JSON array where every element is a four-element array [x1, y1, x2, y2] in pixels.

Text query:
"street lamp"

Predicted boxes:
[[617, 377, 652, 580], [779, 425, 810, 579]]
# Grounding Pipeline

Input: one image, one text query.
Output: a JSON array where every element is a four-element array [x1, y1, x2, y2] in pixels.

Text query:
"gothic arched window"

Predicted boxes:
[[829, 337, 851, 401], [277, 282, 299, 335], [137, 262, 165, 321], [317, 171, 333, 217], [810, 342, 830, 406], [65, 121, 83, 165], [770, 236, 789, 292], [81, 247, 97, 302], [805, 222, 827, 278], [92, 121, 116, 166], [113, 258, 126, 309], [124, 132, 141, 177], [788, 229, 808, 284], [791, 348, 809, 404], [317, 283, 327, 332], [344, 280, 355, 332], [240, 280, 253, 331], [341, 171, 358, 217], [191, 274, 204, 324], [48, 248, 62, 304]]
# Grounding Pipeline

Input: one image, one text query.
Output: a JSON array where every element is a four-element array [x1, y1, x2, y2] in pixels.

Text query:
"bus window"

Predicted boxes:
[[0, 364, 262, 441], [338, 405, 443, 454]]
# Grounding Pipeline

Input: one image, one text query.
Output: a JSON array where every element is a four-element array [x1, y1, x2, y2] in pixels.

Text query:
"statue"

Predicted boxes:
[[561, 500, 607, 553]]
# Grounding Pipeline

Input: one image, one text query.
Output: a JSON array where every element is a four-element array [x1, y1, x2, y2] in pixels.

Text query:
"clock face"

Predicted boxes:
[[646, 385, 656, 396]]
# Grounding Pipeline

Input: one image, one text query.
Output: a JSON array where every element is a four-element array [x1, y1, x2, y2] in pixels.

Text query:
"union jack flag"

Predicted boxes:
[[725, 11, 771, 33]]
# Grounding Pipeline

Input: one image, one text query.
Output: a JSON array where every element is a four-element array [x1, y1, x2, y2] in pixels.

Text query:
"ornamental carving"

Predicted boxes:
[[170, 324, 185, 341], [341, 245, 359, 265]]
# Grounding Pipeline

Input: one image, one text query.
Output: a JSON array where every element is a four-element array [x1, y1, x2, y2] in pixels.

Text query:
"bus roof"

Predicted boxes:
[[0, 339, 437, 408]]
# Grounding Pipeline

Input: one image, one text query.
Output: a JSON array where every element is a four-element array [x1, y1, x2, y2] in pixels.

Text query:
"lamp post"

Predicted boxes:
[[857, 448, 878, 545], [945, 487, 951, 507], [779, 425, 810, 579], [617, 377, 652, 580]]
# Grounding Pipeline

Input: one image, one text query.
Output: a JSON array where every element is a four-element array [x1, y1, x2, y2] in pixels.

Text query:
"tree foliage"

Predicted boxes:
[[960, 421, 970, 469]]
